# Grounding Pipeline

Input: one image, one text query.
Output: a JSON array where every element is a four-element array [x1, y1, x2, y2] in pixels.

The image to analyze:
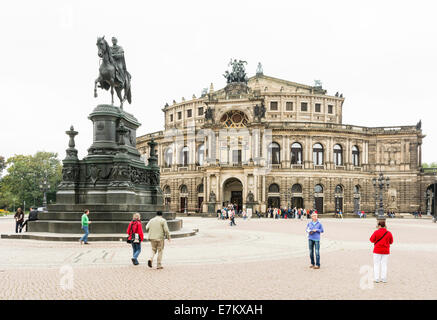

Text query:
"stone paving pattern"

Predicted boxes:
[[1, 216, 436, 299]]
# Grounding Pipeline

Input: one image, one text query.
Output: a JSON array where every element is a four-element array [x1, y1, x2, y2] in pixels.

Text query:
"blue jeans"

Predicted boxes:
[[131, 242, 141, 261], [80, 226, 89, 242], [308, 239, 320, 266]]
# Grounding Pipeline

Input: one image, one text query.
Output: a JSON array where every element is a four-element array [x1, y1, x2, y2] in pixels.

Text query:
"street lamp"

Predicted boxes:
[[284, 189, 291, 209], [372, 173, 390, 220], [39, 178, 50, 209]]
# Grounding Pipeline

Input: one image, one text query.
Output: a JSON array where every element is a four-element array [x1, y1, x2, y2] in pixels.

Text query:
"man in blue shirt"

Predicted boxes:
[[306, 212, 324, 269]]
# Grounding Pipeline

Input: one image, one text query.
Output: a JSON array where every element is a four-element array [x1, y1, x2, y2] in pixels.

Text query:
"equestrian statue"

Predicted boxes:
[[94, 36, 132, 109]]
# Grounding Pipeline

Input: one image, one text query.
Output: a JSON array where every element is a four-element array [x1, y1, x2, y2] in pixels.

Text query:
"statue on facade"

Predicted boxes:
[[209, 191, 216, 203], [94, 36, 132, 109], [416, 120, 422, 130], [254, 102, 266, 120], [247, 191, 255, 203], [205, 106, 214, 121], [223, 59, 248, 84], [256, 62, 263, 76]]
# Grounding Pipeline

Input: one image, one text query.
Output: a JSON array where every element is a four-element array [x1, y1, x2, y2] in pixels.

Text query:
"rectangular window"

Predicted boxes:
[[198, 107, 204, 116], [301, 102, 308, 112], [187, 109, 192, 118], [177, 111, 182, 120], [232, 149, 242, 164], [315, 103, 321, 113], [270, 101, 278, 111], [328, 105, 333, 114], [286, 102, 293, 111], [170, 114, 173, 122]]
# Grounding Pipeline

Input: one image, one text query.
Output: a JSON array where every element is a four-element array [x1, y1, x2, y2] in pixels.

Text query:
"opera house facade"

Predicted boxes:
[[136, 63, 437, 215]]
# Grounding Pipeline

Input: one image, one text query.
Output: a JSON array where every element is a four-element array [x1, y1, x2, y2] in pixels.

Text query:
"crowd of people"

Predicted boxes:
[[265, 207, 317, 219], [218, 205, 319, 221]]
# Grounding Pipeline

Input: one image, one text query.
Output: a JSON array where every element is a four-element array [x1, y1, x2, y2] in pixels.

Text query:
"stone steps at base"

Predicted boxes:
[[0, 228, 198, 242]]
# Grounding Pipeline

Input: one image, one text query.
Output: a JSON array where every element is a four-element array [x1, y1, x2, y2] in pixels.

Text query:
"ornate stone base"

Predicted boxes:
[[25, 104, 187, 239]]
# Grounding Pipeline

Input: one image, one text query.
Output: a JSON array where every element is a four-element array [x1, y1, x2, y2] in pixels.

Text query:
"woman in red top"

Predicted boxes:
[[370, 220, 393, 283], [127, 213, 144, 265]]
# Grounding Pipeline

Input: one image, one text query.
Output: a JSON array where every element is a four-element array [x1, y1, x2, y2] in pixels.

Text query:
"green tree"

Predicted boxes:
[[0, 155, 5, 178], [0, 152, 62, 209], [422, 162, 437, 168]]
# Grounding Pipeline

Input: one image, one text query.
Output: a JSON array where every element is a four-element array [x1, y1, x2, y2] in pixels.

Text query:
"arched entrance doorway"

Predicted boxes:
[[223, 177, 243, 212], [179, 184, 188, 213], [291, 183, 304, 208], [334, 184, 344, 213], [267, 183, 281, 208], [314, 184, 324, 214]]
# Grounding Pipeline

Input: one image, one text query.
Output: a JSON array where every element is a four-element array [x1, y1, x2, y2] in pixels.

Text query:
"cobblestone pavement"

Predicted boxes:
[[1, 216, 437, 299]]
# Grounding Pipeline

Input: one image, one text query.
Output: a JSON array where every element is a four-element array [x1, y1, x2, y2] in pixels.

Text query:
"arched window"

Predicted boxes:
[[164, 148, 173, 168], [291, 184, 302, 193], [197, 184, 204, 193], [335, 185, 343, 194], [180, 146, 189, 166], [354, 185, 360, 194], [334, 144, 343, 166], [180, 185, 188, 194], [352, 145, 360, 166], [163, 185, 171, 195], [198, 144, 205, 166], [314, 184, 323, 193], [220, 110, 249, 128], [268, 183, 280, 193], [268, 142, 281, 165], [291, 142, 303, 165], [313, 143, 324, 165]]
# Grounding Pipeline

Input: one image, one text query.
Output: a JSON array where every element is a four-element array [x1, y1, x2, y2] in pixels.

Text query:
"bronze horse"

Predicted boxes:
[[94, 36, 131, 109]]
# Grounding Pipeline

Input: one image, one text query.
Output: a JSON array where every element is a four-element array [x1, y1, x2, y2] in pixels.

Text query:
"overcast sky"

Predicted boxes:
[[1, 0, 437, 163]]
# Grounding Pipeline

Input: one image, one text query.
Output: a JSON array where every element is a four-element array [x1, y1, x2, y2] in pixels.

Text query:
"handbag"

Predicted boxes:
[[126, 221, 135, 244]]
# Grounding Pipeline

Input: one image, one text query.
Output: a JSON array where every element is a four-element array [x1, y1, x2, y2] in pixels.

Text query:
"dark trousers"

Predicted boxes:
[[15, 221, 23, 233], [309, 239, 321, 266], [230, 217, 236, 226]]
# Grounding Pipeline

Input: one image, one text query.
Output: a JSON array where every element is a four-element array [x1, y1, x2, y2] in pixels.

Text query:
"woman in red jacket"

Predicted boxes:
[[370, 220, 393, 283], [127, 213, 144, 265]]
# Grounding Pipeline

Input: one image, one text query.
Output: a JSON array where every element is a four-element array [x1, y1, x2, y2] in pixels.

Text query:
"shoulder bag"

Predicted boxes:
[[126, 221, 135, 244], [374, 231, 388, 245]]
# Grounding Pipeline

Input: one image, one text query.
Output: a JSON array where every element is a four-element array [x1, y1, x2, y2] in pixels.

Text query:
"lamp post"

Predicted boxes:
[[284, 189, 291, 209], [39, 178, 50, 209], [372, 173, 390, 220]]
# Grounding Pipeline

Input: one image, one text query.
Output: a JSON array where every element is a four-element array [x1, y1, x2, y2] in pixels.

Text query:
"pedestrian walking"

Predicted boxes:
[[127, 213, 144, 265], [370, 220, 394, 283], [242, 209, 247, 220], [306, 212, 324, 269], [14, 207, 24, 233], [338, 210, 343, 219], [229, 209, 237, 226], [21, 206, 38, 232], [79, 209, 91, 244], [146, 211, 171, 269]]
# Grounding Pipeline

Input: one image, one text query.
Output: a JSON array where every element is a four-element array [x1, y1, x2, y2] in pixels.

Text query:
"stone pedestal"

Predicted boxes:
[[29, 105, 182, 235]]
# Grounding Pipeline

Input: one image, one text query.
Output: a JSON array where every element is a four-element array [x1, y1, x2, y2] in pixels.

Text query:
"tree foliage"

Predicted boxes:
[[422, 162, 437, 168], [0, 156, 5, 177], [0, 152, 62, 210]]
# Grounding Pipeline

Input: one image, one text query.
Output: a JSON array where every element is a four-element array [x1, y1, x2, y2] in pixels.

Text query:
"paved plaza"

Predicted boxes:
[[0, 216, 437, 300]]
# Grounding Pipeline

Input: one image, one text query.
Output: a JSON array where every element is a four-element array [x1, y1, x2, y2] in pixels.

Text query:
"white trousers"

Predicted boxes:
[[373, 253, 389, 281]]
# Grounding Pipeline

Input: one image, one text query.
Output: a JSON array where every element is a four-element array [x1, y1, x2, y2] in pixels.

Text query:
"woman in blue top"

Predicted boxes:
[[306, 213, 324, 269]]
